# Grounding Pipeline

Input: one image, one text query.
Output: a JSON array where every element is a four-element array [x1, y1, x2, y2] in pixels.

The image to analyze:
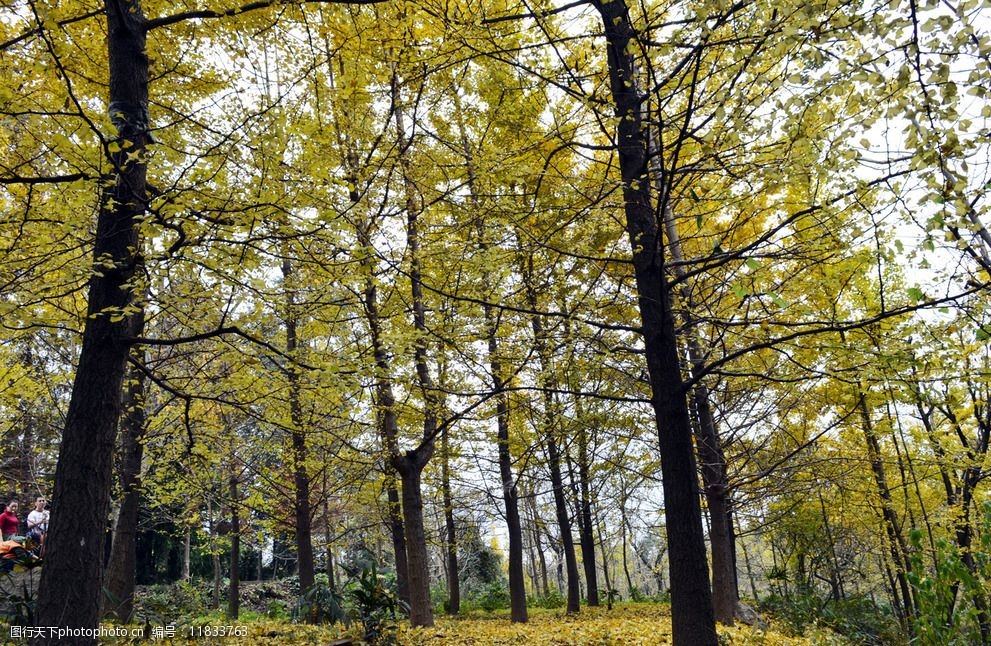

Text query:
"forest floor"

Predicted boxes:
[[120, 600, 847, 645], [0, 576, 852, 644]]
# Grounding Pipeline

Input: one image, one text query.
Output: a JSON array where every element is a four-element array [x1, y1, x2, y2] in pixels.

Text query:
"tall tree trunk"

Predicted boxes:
[[441, 425, 460, 614], [591, 1, 717, 642], [620, 486, 635, 596], [654, 130, 738, 624], [323, 473, 336, 592], [690, 385, 737, 624], [524, 257, 581, 612], [392, 67, 437, 627], [386, 479, 410, 605], [34, 4, 148, 639], [485, 313, 528, 623], [102, 361, 146, 622], [283, 259, 315, 606], [548, 434, 581, 613], [395, 452, 433, 627], [228, 473, 240, 619], [855, 387, 915, 625], [598, 520, 613, 608], [576, 422, 599, 607], [450, 84, 528, 623]]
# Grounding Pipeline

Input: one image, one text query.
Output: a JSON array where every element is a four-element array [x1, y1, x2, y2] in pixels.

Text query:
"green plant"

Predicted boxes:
[[266, 599, 289, 620], [0, 572, 38, 625], [531, 589, 565, 609], [473, 581, 509, 613], [345, 563, 406, 645], [908, 509, 991, 646], [134, 580, 207, 625], [294, 574, 347, 625]]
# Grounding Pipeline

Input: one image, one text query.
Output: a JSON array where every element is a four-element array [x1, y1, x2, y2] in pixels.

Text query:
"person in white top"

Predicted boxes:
[[26, 497, 48, 551]]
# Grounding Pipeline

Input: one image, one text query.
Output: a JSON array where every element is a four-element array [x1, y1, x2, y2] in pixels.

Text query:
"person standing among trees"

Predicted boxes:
[[0, 501, 20, 539], [27, 497, 49, 553]]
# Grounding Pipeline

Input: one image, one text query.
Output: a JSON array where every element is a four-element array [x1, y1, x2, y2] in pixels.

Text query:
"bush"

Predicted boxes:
[[530, 589, 565, 609], [134, 580, 207, 625], [908, 512, 991, 646], [345, 564, 406, 644], [468, 581, 510, 613], [293, 574, 346, 624], [759, 593, 902, 645]]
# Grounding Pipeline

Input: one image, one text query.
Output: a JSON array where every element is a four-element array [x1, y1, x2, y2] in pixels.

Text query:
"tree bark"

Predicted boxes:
[[102, 362, 146, 622], [392, 67, 437, 627], [855, 388, 915, 624], [34, 3, 148, 640], [576, 423, 599, 607], [486, 314, 528, 623], [591, 1, 717, 642], [441, 425, 460, 614], [449, 82, 528, 622], [395, 450, 434, 627], [283, 259, 315, 607], [228, 473, 240, 619]]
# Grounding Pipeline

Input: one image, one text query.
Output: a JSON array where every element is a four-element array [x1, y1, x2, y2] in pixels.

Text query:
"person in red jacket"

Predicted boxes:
[[0, 501, 20, 539]]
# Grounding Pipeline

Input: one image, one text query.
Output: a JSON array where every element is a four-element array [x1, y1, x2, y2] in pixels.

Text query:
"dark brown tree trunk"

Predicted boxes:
[[387, 66, 438, 629], [524, 261, 582, 613], [34, 3, 148, 640], [485, 314, 528, 623], [102, 362, 146, 622], [576, 424, 599, 607], [598, 521, 613, 608], [655, 129, 737, 625], [283, 259, 315, 606], [441, 426, 460, 614], [386, 480, 410, 604], [395, 450, 434, 627], [691, 385, 737, 624], [855, 388, 915, 625], [531, 510, 549, 598], [591, 1, 717, 642], [548, 434, 582, 613], [228, 473, 240, 619], [451, 82, 526, 622]]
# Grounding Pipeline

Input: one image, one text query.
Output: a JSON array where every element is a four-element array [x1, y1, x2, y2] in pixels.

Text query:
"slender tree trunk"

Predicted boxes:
[[392, 69, 438, 627], [283, 259, 315, 606], [323, 473, 336, 591], [576, 423, 599, 607], [655, 138, 737, 625], [598, 520, 613, 608], [691, 385, 737, 624], [591, 2, 717, 641], [209, 499, 220, 610], [183, 528, 191, 582], [348, 163, 412, 608], [531, 512, 549, 598], [228, 473, 240, 619], [620, 490, 634, 596], [548, 434, 581, 613], [102, 361, 146, 622], [386, 479, 410, 604], [855, 388, 915, 624], [450, 84, 529, 622], [484, 315, 528, 623], [441, 426, 460, 614], [34, 3, 148, 641]]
